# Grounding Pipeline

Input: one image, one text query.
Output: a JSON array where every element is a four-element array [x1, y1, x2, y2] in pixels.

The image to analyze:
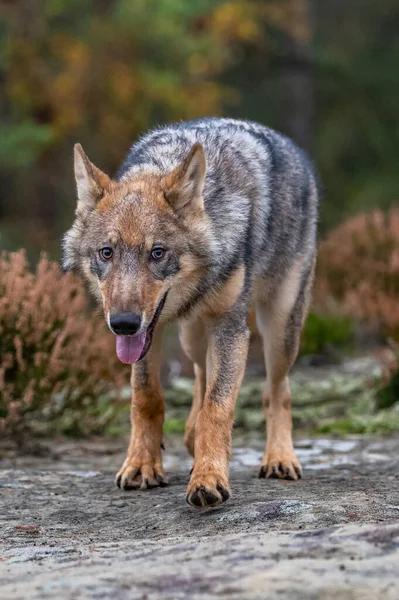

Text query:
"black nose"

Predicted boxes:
[[110, 312, 142, 335]]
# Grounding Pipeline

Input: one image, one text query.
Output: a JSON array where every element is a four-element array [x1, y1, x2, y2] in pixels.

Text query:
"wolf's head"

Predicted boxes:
[[62, 143, 212, 364]]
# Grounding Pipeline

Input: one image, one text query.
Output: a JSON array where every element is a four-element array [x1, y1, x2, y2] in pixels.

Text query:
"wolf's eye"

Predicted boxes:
[[99, 247, 113, 260], [151, 247, 165, 261]]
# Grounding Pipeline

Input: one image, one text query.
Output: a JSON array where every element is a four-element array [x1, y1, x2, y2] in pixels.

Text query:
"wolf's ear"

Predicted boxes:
[[74, 144, 111, 211], [164, 144, 206, 214]]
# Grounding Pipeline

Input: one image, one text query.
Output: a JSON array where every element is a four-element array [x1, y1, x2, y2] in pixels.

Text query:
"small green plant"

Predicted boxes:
[[301, 312, 353, 356], [376, 369, 399, 410]]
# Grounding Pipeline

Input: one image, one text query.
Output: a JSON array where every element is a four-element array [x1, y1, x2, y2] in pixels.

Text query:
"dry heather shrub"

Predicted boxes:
[[315, 208, 399, 340], [0, 250, 128, 436]]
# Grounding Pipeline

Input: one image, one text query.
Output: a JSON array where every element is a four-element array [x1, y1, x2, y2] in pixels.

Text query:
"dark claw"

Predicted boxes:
[[259, 463, 302, 481], [284, 467, 296, 480], [217, 484, 230, 502], [161, 442, 165, 450], [204, 490, 219, 506], [143, 477, 159, 490], [259, 466, 266, 479], [187, 485, 227, 508], [295, 467, 302, 479], [269, 466, 279, 479], [187, 490, 202, 507], [156, 474, 167, 487], [120, 468, 141, 491], [123, 480, 138, 491], [116, 474, 122, 488], [284, 469, 295, 481]]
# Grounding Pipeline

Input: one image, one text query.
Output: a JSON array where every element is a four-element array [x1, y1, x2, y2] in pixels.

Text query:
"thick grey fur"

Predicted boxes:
[[63, 117, 318, 340], [116, 117, 318, 311]]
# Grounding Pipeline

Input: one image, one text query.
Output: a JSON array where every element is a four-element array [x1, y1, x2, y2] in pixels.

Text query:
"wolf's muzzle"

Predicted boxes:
[[110, 312, 142, 336]]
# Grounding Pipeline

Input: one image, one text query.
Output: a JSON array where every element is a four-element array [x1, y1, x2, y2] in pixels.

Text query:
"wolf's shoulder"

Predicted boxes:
[[139, 117, 286, 148], [117, 117, 313, 181]]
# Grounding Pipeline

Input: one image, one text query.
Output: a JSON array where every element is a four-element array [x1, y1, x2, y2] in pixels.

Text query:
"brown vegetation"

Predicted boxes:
[[315, 208, 399, 341], [0, 250, 127, 436]]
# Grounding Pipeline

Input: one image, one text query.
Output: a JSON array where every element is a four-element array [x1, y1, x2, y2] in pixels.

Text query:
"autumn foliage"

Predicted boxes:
[[315, 208, 399, 340], [0, 251, 127, 436]]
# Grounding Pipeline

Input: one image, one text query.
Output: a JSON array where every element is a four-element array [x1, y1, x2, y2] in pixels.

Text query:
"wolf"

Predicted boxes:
[[62, 117, 318, 508]]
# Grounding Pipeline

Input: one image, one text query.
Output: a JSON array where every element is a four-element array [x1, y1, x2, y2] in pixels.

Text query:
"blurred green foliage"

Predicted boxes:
[[0, 0, 266, 253], [301, 312, 353, 356], [315, 409, 399, 436], [313, 0, 399, 229], [159, 354, 399, 439], [376, 367, 399, 410], [1, 0, 398, 255], [0, 122, 53, 169]]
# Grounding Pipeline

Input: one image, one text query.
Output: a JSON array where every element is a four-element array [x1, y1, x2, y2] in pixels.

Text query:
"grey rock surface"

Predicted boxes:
[[1, 436, 399, 599]]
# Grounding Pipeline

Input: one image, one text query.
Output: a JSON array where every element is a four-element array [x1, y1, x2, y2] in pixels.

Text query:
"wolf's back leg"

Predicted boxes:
[[179, 319, 207, 456], [256, 257, 315, 480]]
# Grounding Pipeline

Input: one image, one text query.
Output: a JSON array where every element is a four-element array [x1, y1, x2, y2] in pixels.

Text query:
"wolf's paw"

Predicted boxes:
[[186, 469, 230, 508], [259, 448, 302, 481], [116, 457, 167, 491]]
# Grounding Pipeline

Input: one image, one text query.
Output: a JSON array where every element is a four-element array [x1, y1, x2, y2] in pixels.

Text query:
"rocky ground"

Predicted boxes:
[[1, 434, 399, 599]]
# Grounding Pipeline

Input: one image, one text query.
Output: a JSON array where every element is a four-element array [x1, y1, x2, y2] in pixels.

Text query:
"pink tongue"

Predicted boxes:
[[116, 333, 147, 364]]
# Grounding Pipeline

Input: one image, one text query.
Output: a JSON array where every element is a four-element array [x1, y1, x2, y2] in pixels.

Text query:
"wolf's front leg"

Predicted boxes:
[[186, 312, 249, 508], [116, 328, 167, 490]]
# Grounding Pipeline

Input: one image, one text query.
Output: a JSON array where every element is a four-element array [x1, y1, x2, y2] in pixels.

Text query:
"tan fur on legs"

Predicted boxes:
[[185, 364, 206, 456], [179, 318, 208, 456], [116, 326, 167, 490], [261, 379, 301, 479], [256, 258, 314, 481], [186, 320, 249, 508], [187, 401, 235, 507]]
